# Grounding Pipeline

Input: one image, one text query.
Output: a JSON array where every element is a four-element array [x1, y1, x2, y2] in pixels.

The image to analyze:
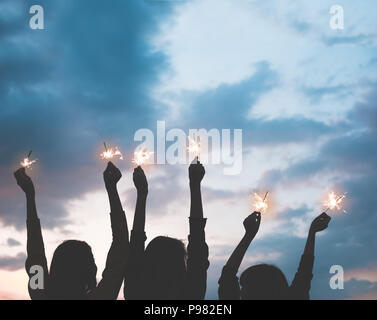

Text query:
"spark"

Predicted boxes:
[[20, 150, 37, 169], [132, 149, 153, 166], [101, 143, 123, 160], [253, 191, 269, 213], [324, 191, 347, 213], [187, 136, 200, 158]]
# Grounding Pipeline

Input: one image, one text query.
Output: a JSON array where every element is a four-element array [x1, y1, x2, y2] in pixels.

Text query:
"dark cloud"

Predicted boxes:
[[6, 238, 21, 247], [173, 61, 346, 149], [302, 84, 349, 104], [322, 34, 375, 47], [0, 0, 180, 228], [0, 252, 26, 271]]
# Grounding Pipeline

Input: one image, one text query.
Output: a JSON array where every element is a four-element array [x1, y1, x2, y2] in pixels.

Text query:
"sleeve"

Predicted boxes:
[[289, 254, 314, 300], [185, 217, 210, 300], [95, 209, 128, 300], [25, 218, 49, 300], [218, 265, 241, 300], [123, 229, 147, 300]]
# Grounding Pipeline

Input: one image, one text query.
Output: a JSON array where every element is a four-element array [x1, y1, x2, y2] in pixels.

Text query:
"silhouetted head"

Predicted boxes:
[[143, 236, 187, 299], [48, 240, 97, 299], [240, 264, 289, 300]]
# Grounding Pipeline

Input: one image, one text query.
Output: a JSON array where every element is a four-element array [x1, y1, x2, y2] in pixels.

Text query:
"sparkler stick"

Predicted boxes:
[[103, 142, 108, 152], [27, 150, 33, 159], [263, 191, 269, 202]]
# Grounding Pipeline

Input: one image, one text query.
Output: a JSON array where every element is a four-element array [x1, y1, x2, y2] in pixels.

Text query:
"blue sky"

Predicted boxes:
[[0, 0, 376, 299]]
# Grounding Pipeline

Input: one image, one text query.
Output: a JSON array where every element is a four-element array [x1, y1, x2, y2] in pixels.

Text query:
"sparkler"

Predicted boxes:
[[253, 191, 269, 213], [324, 191, 347, 213], [101, 142, 124, 161], [20, 150, 37, 169], [132, 149, 153, 166], [187, 136, 200, 160]]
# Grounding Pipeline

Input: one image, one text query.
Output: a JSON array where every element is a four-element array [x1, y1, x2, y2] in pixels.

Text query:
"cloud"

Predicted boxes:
[[6, 238, 21, 247], [322, 34, 377, 47], [0, 253, 26, 271], [0, 0, 181, 229], [345, 266, 377, 283]]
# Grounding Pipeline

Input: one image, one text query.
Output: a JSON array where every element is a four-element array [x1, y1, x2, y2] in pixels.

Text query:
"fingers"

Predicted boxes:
[[133, 166, 145, 176], [14, 167, 26, 181], [319, 212, 331, 223], [107, 161, 119, 172], [251, 211, 261, 218], [247, 211, 261, 222]]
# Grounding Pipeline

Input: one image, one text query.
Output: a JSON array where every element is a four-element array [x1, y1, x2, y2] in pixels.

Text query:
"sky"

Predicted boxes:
[[0, 0, 376, 300]]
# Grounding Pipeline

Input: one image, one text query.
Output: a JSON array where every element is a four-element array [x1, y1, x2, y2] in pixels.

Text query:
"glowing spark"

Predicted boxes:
[[20, 151, 37, 169], [187, 137, 200, 157], [253, 192, 269, 213], [101, 143, 123, 160], [324, 191, 347, 213], [133, 149, 153, 166]]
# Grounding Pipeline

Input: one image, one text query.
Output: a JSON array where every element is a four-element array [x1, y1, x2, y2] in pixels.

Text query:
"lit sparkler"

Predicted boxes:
[[253, 191, 269, 213], [187, 136, 200, 159], [132, 149, 153, 166], [101, 142, 124, 160], [324, 191, 347, 213], [20, 150, 37, 169]]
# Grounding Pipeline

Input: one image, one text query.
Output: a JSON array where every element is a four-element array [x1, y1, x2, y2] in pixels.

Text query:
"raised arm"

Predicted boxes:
[[218, 212, 261, 300], [123, 166, 148, 299], [186, 158, 210, 300], [95, 162, 129, 300], [290, 212, 331, 299], [14, 168, 48, 300]]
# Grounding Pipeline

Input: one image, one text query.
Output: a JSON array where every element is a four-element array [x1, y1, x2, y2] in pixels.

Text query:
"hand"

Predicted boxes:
[[14, 168, 35, 197], [243, 211, 261, 236], [133, 166, 148, 194], [189, 157, 205, 185], [103, 162, 122, 190], [310, 212, 331, 233]]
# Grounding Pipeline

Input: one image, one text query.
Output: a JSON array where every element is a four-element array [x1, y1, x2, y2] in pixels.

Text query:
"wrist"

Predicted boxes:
[[106, 184, 117, 192], [308, 228, 316, 237], [189, 181, 201, 188], [244, 231, 256, 240], [26, 193, 35, 200], [137, 189, 148, 197]]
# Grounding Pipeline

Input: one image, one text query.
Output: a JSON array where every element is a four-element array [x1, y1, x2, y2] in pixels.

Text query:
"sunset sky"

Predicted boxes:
[[0, 0, 376, 299]]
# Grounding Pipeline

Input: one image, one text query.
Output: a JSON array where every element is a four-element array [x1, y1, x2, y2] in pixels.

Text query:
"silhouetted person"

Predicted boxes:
[[124, 159, 209, 300], [14, 162, 129, 300], [218, 211, 331, 300]]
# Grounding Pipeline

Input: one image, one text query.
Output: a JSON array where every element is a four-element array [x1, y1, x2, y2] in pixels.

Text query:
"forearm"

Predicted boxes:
[[303, 229, 316, 256], [226, 232, 254, 275], [190, 182, 203, 219], [26, 194, 38, 221], [290, 230, 316, 298], [106, 185, 123, 214], [132, 191, 147, 233], [25, 193, 47, 279]]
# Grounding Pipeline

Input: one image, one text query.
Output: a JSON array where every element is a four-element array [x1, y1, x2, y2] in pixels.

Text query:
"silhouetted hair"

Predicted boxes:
[[143, 236, 187, 299], [48, 240, 97, 299], [240, 264, 289, 300]]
